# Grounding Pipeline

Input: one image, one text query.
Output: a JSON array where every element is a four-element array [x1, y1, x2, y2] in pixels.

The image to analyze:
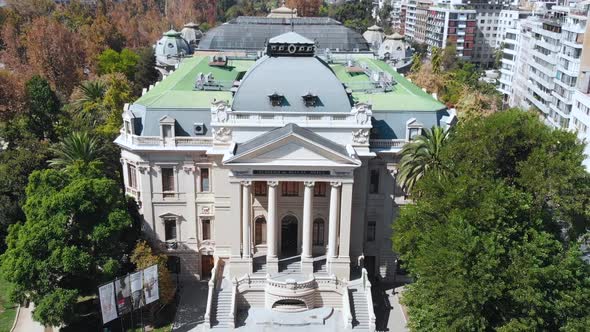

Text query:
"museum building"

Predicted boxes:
[[116, 32, 453, 330]]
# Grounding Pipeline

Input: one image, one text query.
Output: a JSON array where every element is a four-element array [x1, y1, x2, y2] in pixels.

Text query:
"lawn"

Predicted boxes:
[[0, 279, 16, 332]]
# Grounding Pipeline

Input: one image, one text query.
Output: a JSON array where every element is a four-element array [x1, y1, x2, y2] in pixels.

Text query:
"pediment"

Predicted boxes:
[[224, 129, 360, 167]]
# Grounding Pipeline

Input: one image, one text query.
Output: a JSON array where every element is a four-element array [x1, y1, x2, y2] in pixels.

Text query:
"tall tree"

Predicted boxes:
[[430, 47, 442, 74], [24, 16, 86, 97], [48, 131, 102, 169], [393, 110, 590, 331], [130, 241, 175, 306], [398, 126, 449, 194], [97, 48, 139, 81], [287, 0, 322, 17], [133, 47, 160, 93], [24, 75, 61, 141], [0, 163, 137, 326]]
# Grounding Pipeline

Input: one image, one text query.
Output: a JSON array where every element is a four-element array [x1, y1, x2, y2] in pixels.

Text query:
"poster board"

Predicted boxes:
[[98, 282, 118, 324], [130, 270, 143, 309], [143, 264, 160, 305], [114, 276, 132, 315]]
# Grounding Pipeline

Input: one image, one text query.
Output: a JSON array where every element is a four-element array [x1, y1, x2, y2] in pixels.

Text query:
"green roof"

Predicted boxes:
[[134, 55, 444, 112]]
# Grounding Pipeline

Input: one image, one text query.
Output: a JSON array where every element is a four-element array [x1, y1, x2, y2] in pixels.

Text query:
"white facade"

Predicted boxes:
[[118, 32, 451, 329]]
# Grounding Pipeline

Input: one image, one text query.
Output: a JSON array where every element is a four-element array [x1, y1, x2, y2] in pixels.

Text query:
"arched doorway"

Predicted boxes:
[[281, 215, 298, 257]]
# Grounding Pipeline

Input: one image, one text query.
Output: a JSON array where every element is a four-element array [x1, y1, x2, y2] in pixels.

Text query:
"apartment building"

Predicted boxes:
[[571, 8, 590, 170], [498, 4, 587, 130], [426, 5, 477, 58]]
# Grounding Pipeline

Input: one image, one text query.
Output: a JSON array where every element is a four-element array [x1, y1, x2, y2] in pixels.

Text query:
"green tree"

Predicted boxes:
[[130, 241, 175, 305], [0, 163, 137, 326], [48, 131, 102, 169], [441, 42, 457, 71], [430, 47, 442, 74], [398, 126, 448, 194], [97, 48, 140, 81], [133, 47, 160, 93], [393, 110, 590, 331], [410, 53, 422, 73], [24, 75, 61, 141]]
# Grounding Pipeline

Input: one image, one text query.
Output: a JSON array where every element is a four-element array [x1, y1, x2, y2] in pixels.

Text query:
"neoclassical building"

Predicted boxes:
[[117, 32, 452, 330]]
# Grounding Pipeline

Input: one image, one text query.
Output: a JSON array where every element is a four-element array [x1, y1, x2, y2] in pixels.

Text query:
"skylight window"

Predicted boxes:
[[302, 93, 318, 107], [268, 93, 284, 106]]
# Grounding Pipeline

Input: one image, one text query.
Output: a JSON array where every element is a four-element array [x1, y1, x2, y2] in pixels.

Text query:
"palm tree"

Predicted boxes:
[[398, 126, 449, 194], [49, 132, 103, 168], [74, 80, 106, 107]]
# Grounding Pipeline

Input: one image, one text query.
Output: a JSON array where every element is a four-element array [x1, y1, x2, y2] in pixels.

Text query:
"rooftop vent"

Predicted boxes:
[[209, 55, 227, 67]]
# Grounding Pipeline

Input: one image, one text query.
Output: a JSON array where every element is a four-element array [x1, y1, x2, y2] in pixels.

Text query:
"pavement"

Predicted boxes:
[[12, 304, 45, 332], [172, 281, 209, 332]]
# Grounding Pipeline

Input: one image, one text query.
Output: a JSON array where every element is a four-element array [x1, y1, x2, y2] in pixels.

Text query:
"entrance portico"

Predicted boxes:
[[224, 124, 360, 280]]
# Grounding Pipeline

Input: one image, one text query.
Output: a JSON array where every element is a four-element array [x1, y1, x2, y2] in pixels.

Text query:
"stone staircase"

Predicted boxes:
[[253, 255, 267, 274], [350, 288, 370, 330], [279, 256, 301, 273], [313, 257, 327, 274], [211, 278, 233, 329]]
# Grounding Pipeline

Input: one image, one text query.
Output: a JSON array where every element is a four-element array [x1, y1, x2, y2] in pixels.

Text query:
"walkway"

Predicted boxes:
[[172, 281, 209, 332], [12, 304, 45, 332]]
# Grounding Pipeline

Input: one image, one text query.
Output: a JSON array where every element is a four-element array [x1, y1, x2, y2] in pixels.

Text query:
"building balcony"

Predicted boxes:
[[369, 139, 407, 152], [117, 130, 214, 149]]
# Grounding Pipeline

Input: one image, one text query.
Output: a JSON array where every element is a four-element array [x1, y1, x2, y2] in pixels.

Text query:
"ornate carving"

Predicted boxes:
[[201, 205, 213, 215], [241, 180, 252, 187], [351, 102, 372, 125], [330, 181, 342, 188], [267, 180, 279, 187], [138, 165, 150, 174], [183, 165, 195, 174], [211, 99, 231, 123], [304, 181, 315, 187], [212, 127, 232, 142], [352, 129, 369, 144]]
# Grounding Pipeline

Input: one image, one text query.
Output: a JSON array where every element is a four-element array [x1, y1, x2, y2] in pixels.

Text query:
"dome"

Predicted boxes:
[[378, 33, 410, 62], [198, 16, 369, 52], [155, 29, 192, 67], [232, 32, 352, 113], [181, 22, 203, 47], [363, 25, 385, 49]]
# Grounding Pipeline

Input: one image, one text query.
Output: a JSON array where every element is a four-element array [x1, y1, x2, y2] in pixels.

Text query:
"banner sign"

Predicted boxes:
[[98, 282, 118, 324], [115, 276, 132, 315], [130, 270, 143, 309], [143, 264, 160, 305]]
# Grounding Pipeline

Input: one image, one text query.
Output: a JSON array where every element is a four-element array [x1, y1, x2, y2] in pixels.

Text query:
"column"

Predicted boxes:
[[266, 181, 279, 274], [302, 181, 315, 259], [241, 181, 252, 258], [330, 182, 353, 279], [328, 182, 341, 259], [267, 181, 278, 258]]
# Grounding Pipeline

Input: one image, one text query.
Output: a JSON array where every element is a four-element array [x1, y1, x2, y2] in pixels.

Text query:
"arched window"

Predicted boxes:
[[255, 217, 267, 245], [313, 218, 324, 246]]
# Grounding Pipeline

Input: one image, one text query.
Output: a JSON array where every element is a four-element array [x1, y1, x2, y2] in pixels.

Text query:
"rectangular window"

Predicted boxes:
[[313, 219, 325, 246], [369, 169, 380, 194], [367, 221, 376, 242], [202, 219, 211, 240], [162, 125, 172, 138], [282, 182, 299, 196], [127, 164, 137, 189], [162, 168, 175, 197], [165, 218, 177, 241], [314, 182, 327, 197], [200, 168, 210, 192], [254, 181, 267, 196]]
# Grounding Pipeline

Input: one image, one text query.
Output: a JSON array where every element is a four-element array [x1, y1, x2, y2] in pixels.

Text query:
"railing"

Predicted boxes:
[[362, 268, 377, 332], [215, 112, 363, 127], [229, 278, 238, 328], [266, 276, 316, 290], [342, 287, 353, 329], [369, 139, 407, 150], [204, 259, 222, 328], [236, 274, 267, 290], [125, 187, 140, 200], [119, 130, 214, 147]]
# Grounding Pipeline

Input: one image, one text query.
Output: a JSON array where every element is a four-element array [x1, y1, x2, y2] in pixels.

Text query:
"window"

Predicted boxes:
[[162, 168, 175, 197], [162, 125, 172, 138], [202, 219, 211, 240], [255, 218, 266, 245], [165, 218, 177, 241], [282, 182, 299, 196], [409, 127, 421, 140], [302, 93, 318, 107], [269, 93, 284, 106], [367, 221, 376, 242], [369, 169, 379, 194], [313, 219, 325, 246], [127, 164, 137, 189], [254, 181, 267, 196], [200, 168, 210, 192], [314, 182, 327, 197]]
